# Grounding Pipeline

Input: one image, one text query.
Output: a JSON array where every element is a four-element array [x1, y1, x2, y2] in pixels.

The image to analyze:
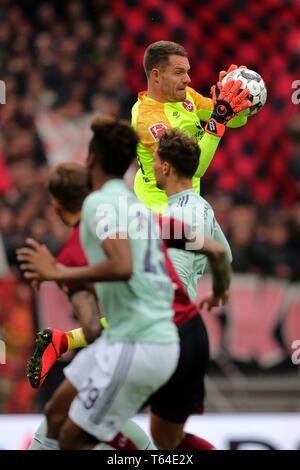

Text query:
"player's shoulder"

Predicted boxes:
[[186, 86, 207, 98], [82, 189, 113, 216], [83, 190, 102, 206], [191, 194, 213, 213], [198, 194, 213, 210], [136, 111, 170, 145], [134, 92, 166, 124], [187, 87, 213, 111], [186, 86, 201, 101], [81, 189, 122, 235], [186, 86, 198, 96]]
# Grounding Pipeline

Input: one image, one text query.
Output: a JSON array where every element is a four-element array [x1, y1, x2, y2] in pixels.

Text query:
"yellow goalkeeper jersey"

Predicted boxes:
[[132, 86, 247, 212]]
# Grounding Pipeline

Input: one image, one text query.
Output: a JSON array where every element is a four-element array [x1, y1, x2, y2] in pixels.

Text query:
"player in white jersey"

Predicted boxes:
[[167, 191, 231, 301], [154, 127, 232, 303]]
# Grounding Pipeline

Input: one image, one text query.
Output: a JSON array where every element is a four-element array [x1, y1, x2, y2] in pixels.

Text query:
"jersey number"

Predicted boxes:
[[144, 236, 167, 274]]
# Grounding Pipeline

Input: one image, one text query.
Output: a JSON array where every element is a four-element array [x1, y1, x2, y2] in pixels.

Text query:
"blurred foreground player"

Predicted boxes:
[[23, 163, 155, 450], [19, 117, 181, 450]]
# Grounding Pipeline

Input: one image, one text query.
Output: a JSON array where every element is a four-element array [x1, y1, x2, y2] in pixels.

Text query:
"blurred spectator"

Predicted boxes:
[[205, 194, 300, 281], [0, 0, 129, 264], [287, 112, 300, 197], [0, 1, 131, 412], [0, 234, 8, 279]]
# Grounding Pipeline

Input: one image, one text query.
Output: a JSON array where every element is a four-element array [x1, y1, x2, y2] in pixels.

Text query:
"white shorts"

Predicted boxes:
[[64, 334, 179, 441]]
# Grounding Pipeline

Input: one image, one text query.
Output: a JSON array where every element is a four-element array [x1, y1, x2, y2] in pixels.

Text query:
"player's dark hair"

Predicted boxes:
[[89, 116, 138, 177], [157, 128, 199, 178], [48, 162, 89, 213], [143, 41, 187, 78]]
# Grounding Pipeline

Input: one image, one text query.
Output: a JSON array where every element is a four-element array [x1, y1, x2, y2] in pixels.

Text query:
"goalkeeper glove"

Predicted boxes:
[[205, 79, 251, 137], [218, 63, 247, 81]]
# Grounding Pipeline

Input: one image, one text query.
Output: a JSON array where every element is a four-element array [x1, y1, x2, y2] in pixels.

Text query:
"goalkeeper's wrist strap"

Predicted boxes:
[[100, 316, 108, 330], [205, 118, 226, 138]]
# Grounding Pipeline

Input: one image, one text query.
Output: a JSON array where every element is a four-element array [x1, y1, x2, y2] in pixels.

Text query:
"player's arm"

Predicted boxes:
[[195, 131, 221, 178], [159, 216, 231, 308], [189, 88, 250, 178], [195, 235, 231, 297], [16, 239, 104, 343], [201, 220, 233, 275], [195, 93, 247, 128], [198, 106, 247, 128], [69, 288, 103, 344], [194, 106, 247, 178], [185, 231, 231, 310], [190, 65, 249, 177], [195, 64, 249, 127], [17, 236, 133, 283]]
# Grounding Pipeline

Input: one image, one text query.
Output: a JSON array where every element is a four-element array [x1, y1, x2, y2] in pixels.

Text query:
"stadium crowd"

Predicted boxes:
[[1, 0, 300, 413]]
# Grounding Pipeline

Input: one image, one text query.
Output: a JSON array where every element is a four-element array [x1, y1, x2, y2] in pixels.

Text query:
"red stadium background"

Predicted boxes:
[[0, 0, 300, 414], [112, 0, 300, 205]]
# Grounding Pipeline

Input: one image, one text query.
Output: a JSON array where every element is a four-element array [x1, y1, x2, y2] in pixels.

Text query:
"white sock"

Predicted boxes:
[[93, 442, 115, 450], [93, 420, 157, 451], [28, 418, 60, 450], [42, 437, 60, 450]]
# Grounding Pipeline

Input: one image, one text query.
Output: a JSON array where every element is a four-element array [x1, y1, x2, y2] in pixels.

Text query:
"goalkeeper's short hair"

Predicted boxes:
[[143, 41, 187, 78]]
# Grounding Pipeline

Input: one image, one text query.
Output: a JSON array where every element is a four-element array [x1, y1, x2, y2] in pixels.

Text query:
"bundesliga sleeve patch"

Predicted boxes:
[[148, 122, 167, 141], [182, 99, 194, 112]]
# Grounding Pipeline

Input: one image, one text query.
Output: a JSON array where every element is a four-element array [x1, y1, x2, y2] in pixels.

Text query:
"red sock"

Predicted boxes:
[[105, 432, 139, 450], [176, 433, 216, 450]]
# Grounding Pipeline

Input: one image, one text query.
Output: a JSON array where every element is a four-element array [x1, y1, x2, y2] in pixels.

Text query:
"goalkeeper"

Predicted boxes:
[[132, 40, 250, 211]]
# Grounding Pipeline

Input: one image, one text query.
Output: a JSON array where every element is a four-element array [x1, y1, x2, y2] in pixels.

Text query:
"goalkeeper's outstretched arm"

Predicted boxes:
[[195, 78, 251, 178]]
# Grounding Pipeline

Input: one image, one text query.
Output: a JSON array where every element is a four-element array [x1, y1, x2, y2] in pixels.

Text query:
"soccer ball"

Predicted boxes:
[[221, 68, 267, 116]]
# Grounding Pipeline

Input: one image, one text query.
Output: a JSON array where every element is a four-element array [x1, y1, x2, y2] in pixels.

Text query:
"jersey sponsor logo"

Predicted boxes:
[[182, 99, 194, 112], [147, 122, 167, 141]]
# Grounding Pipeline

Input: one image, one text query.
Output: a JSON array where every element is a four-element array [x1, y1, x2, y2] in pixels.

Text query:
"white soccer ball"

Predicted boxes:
[[222, 68, 267, 116]]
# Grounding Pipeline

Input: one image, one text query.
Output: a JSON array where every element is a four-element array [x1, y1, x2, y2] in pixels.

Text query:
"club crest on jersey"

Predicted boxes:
[[182, 99, 194, 112], [148, 122, 167, 141]]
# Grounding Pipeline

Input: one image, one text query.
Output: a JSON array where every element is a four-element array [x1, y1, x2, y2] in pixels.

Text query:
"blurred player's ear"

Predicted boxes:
[[86, 151, 96, 168], [162, 161, 171, 175], [151, 68, 160, 83], [51, 197, 61, 213]]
